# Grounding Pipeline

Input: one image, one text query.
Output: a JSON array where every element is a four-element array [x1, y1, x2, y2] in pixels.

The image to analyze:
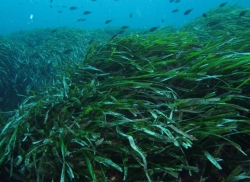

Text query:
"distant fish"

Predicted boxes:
[[50, 0, 53, 2], [51, 29, 57, 33], [109, 33, 120, 41], [121, 25, 129, 29], [117, 30, 125, 34], [63, 49, 73, 54], [149, 26, 158, 32], [109, 29, 125, 41], [184, 8, 193, 15], [207, 21, 219, 27], [219, 2, 227, 7], [105, 19, 112, 24], [50, 5, 52, 8], [239, 10, 248, 17], [161, 19, 164, 22], [77, 18, 86, 22], [130, 13, 132, 18], [172, 9, 179, 13], [169, 0, 174, 2], [175, 0, 180, 3], [91, 0, 96, 1], [69, 6, 78, 10], [83, 11, 92, 15], [58, 10, 62, 13], [202, 13, 207, 17], [89, 39, 94, 44]]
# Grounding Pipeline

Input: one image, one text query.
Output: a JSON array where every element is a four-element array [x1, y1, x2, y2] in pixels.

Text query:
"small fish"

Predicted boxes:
[[91, 0, 96, 1], [202, 13, 207, 17], [109, 33, 119, 41], [117, 30, 125, 34], [207, 21, 219, 27], [239, 10, 248, 17], [58, 10, 62, 13], [51, 29, 57, 33], [184, 8, 193, 15], [219, 2, 227, 7], [88, 39, 94, 44], [175, 0, 180, 3], [77, 18, 86, 22], [161, 19, 164, 22], [50, 5, 52, 8], [169, 0, 174, 2], [63, 49, 73, 54], [149, 26, 158, 32], [105, 19, 112, 24], [130, 13, 132, 18], [50, 0, 53, 2], [172, 9, 179, 13], [69, 6, 78, 10], [121, 25, 129, 29], [83, 11, 92, 15]]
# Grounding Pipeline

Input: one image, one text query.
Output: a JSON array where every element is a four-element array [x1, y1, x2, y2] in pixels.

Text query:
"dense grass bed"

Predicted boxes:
[[0, 5, 250, 182]]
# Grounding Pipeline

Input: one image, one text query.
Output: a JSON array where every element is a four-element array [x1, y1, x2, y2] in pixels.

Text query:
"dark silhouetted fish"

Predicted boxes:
[[175, 0, 180, 3], [50, 0, 53, 2], [219, 2, 227, 7], [105, 20, 112, 24], [109, 33, 119, 41], [161, 19, 164, 22], [63, 49, 73, 54], [172, 9, 179, 13], [184, 9, 193, 15], [69, 6, 78, 10], [91, 0, 96, 1], [121, 26, 129, 29], [149, 26, 158, 32], [117, 30, 125, 34], [169, 0, 174, 2], [89, 39, 94, 44], [202, 13, 207, 17], [130, 13, 132, 18], [207, 21, 219, 27], [51, 29, 57, 33], [58, 10, 62, 13], [77, 18, 86, 22], [83, 11, 92, 15], [239, 10, 248, 17]]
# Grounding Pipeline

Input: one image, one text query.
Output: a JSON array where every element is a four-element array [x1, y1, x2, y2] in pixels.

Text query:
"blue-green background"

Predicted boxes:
[[0, 0, 249, 35]]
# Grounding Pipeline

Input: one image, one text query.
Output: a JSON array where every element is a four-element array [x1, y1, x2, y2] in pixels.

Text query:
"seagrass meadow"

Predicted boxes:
[[0, 5, 250, 182]]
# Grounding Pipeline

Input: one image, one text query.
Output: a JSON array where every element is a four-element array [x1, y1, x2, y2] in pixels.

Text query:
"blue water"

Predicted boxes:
[[0, 0, 249, 35]]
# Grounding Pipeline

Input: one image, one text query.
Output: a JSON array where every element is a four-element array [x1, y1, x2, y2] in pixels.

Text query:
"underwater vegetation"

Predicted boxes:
[[0, 27, 118, 112], [0, 5, 250, 182]]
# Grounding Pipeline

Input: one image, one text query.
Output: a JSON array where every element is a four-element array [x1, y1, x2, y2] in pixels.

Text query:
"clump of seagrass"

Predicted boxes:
[[0, 27, 115, 112], [0, 6, 250, 182]]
